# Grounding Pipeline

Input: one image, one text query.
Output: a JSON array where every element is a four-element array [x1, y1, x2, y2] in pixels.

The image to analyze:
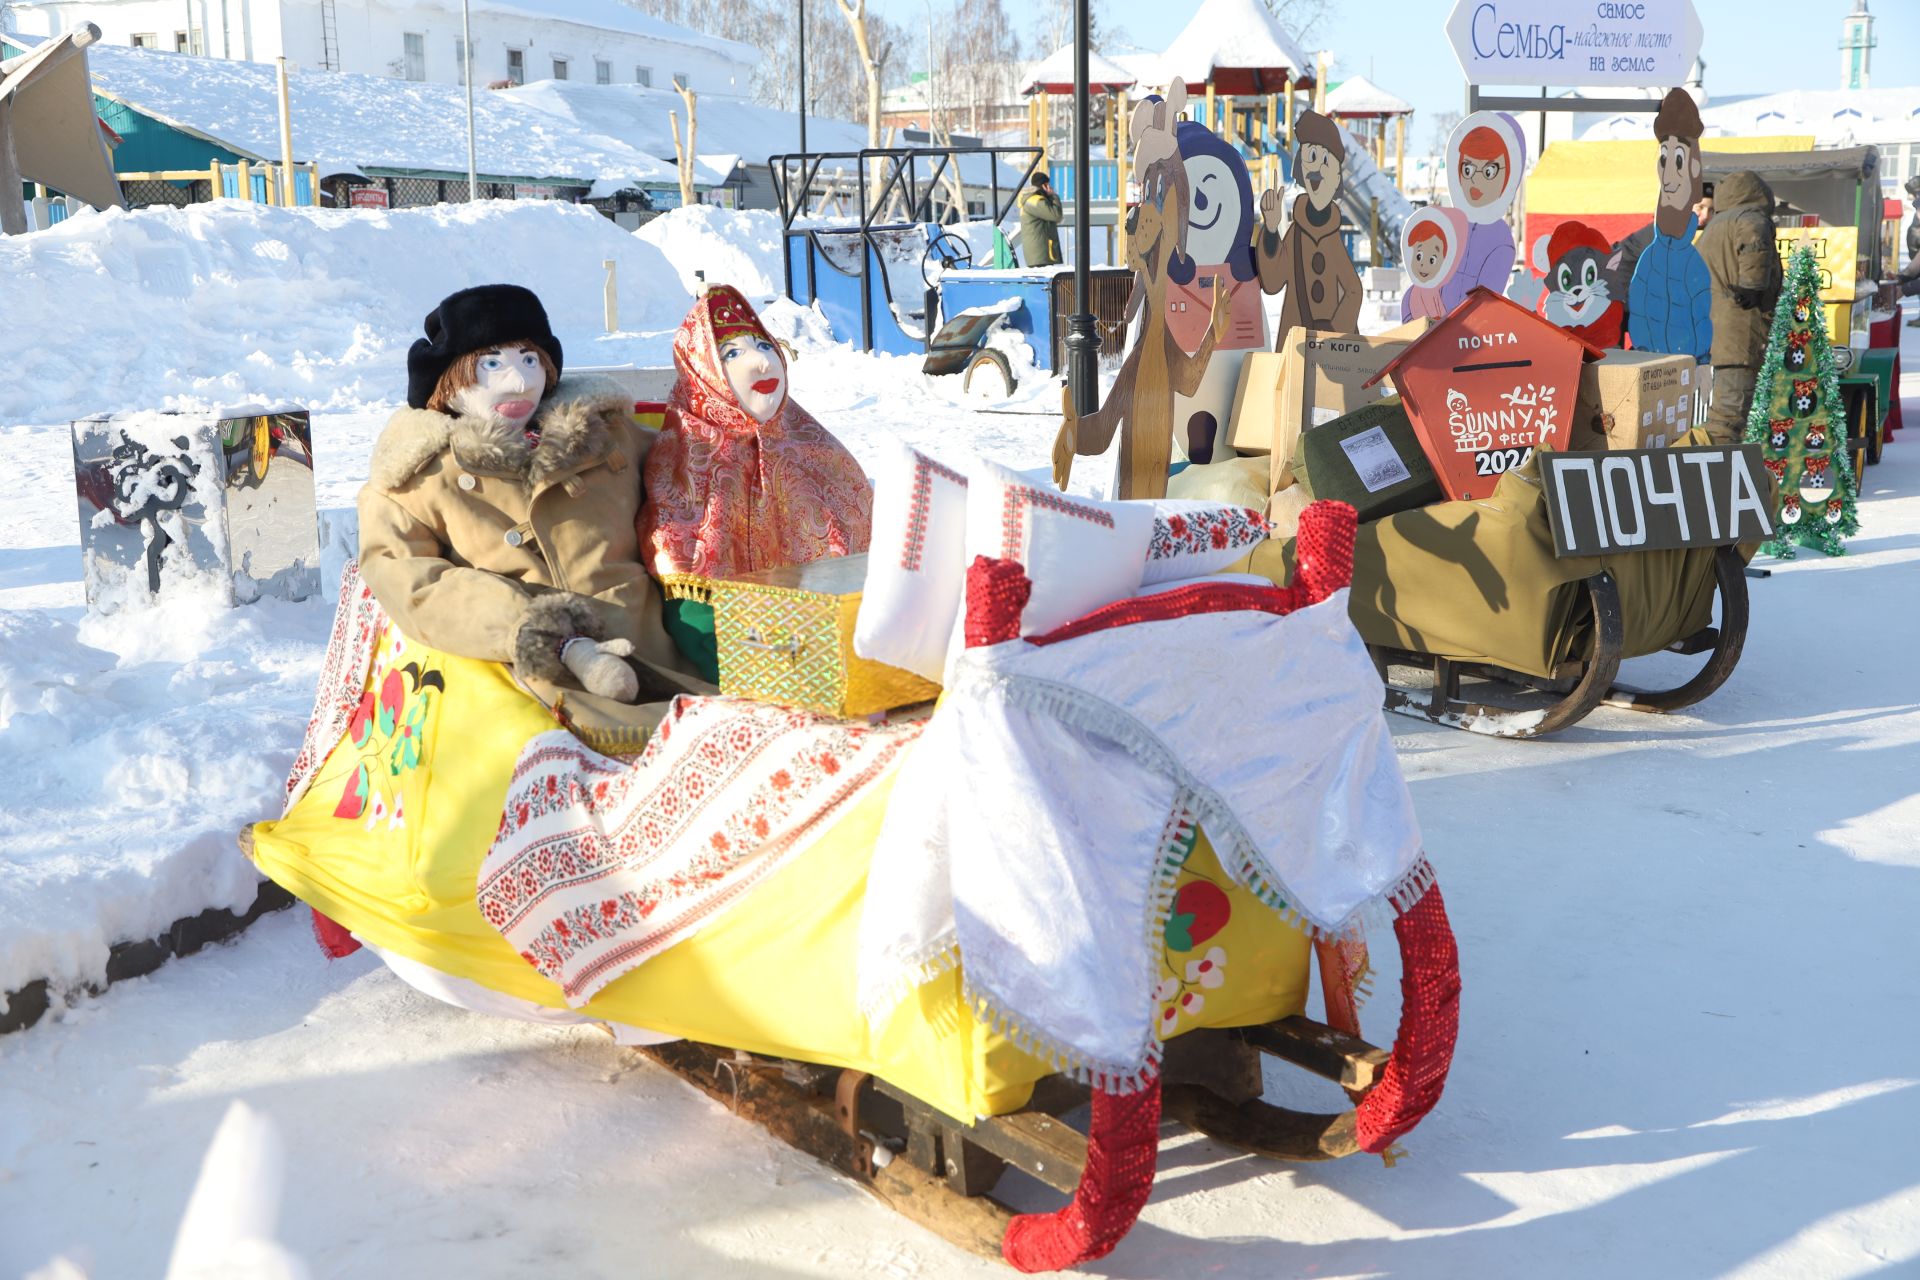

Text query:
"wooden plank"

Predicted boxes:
[[875, 1079, 1088, 1195], [1162, 1084, 1360, 1162], [868, 1159, 1012, 1263], [1243, 1016, 1390, 1092]]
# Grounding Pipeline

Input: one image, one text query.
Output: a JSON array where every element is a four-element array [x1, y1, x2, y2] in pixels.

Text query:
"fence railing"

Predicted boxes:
[[117, 161, 322, 208]]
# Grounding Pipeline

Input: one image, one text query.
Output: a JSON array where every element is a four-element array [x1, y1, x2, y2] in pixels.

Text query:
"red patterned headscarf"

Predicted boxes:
[[639, 287, 873, 581]]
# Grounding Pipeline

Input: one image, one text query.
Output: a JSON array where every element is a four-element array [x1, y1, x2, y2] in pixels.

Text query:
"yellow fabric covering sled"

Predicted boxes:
[[248, 624, 1313, 1123]]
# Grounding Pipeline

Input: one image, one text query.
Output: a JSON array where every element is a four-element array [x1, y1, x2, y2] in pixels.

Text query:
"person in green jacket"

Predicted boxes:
[[1695, 170, 1783, 444], [1019, 172, 1063, 267]]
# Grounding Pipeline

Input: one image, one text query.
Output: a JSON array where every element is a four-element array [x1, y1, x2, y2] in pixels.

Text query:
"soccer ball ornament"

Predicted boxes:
[[1781, 493, 1802, 524]]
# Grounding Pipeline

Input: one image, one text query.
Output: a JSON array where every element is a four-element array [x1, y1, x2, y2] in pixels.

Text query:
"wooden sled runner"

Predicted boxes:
[[1369, 544, 1749, 739], [633, 883, 1459, 1271]]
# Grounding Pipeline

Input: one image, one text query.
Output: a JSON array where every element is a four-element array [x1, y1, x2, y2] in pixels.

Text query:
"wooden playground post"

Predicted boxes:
[[1265, 93, 1276, 150], [1116, 92, 1130, 265], [1283, 74, 1295, 147], [1223, 94, 1236, 143], [1204, 81, 1216, 132], [1105, 90, 1115, 158], [275, 56, 296, 207], [1038, 90, 1050, 151], [207, 159, 222, 199], [236, 158, 253, 202], [1395, 115, 1407, 192]]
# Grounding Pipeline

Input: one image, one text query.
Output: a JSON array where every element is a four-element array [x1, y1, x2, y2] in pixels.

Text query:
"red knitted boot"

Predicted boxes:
[[1000, 1080, 1163, 1272]]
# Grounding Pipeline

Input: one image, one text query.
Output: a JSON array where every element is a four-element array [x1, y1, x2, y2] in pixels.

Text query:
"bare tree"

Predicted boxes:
[[1263, 0, 1333, 45], [833, 0, 885, 146], [669, 82, 698, 205]]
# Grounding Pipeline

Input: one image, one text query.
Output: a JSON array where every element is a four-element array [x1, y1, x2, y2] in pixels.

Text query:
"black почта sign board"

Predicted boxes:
[[1539, 445, 1776, 558]]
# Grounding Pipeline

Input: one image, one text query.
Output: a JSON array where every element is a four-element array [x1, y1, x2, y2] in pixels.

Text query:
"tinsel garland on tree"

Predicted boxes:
[[1742, 245, 1859, 558]]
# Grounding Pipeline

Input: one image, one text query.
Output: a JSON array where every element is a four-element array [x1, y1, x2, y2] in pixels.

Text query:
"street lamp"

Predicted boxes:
[[1063, 0, 1097, 416]]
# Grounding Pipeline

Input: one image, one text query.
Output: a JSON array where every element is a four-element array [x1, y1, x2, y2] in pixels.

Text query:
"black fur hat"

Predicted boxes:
[[407, 284, 564, 410]]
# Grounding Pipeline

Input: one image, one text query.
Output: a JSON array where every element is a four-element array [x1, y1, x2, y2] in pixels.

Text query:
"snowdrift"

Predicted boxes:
[[635, 205, 787, 301], [0, 199, 694, 427]]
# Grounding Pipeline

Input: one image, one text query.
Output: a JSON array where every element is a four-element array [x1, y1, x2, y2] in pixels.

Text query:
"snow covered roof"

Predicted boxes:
[[502, 78, 868, 166], [1024, 44, 1136, 94], [1323, 75, 1411, 118], [1159, 0, 1315, 94], [1700, 86, 1920, 147], [58, 40, 682, 186]]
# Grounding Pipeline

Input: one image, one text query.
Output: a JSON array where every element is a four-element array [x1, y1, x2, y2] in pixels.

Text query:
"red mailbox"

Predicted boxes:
[[1367, 287, 1603, 501]]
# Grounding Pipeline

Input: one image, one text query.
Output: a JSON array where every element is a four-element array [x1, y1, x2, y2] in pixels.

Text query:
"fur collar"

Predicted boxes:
[[367, 375, 629, 491]]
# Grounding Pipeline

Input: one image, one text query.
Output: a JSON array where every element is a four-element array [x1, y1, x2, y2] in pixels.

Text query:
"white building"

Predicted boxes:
[[1, 0, 757, 96]]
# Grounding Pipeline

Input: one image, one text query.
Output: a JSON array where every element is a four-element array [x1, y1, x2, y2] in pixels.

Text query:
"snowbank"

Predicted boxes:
[[635, 205, 786, 300], [0, 200, 692, 426]]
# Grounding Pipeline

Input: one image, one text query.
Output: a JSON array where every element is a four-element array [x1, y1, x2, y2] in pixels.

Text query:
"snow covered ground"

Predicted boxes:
[[3, 201, 1918, 1277]]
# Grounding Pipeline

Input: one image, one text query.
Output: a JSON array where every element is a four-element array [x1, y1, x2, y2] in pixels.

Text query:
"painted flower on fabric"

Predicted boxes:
[[1184, 946, 1227, 989], [1177, 989, 1204, 1018], [365, 790, 388, 833], [347, 692, 377, 747], [389, 698, 430, 773], [333, 762, 370, 819], [388, 792, 406, 831], [377, 668, 404, 737], [1167, 513, 1188, 538], [1156, 1001, 1181, 1039]]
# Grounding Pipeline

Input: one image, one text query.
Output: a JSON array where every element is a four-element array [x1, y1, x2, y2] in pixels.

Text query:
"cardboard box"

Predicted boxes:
[[1226, 317, 1433, 496], [1369, 288, 1601, 502], [1569, 350, 1698, 451], [1290, 398, 1444, 524]]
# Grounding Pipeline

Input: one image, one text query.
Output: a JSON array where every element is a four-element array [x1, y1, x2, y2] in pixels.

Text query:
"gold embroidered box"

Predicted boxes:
[[697, 554, 940, 719]]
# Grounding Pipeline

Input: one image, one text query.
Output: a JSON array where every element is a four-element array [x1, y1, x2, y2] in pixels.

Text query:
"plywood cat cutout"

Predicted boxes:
[[1053, 86, 1227, 501]]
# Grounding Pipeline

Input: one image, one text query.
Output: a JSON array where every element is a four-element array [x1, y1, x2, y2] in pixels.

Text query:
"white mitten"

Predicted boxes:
[[561, 637, 639, 703]]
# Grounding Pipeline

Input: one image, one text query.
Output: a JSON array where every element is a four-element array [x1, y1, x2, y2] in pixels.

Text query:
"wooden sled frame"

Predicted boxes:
[[635, 1015, 1392, 1264], [1372, 545, 1750, 739]]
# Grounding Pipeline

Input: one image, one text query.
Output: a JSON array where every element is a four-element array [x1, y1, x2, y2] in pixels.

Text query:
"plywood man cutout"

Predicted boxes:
[[1257, 110, 1362, 351], [1440, 110, 1527, 311], [1627, 88, 1712, 362], [1054, 80, 1228, 500]]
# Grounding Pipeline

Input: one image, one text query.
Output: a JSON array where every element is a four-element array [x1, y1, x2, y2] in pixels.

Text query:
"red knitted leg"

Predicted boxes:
[[1001, 1081, 1162, 1272], [311, 907, 362, 959], [1355, 884, 1460, 1153], [1293, 500, 1357, 603]]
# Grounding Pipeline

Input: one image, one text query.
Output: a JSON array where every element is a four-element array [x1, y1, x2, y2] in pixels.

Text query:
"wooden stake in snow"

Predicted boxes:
[[603, 259, 619, 334], [276, 56, 296, 206], [669, 81, 698, 209]]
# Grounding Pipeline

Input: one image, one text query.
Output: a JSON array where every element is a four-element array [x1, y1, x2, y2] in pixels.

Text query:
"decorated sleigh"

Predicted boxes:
[[246, 502, 1460, 1271], [1253, 444, 1758, 739]]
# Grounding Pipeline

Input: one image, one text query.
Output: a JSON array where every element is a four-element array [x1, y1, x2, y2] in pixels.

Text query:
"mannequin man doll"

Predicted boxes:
[[358, 283, 707, 744]]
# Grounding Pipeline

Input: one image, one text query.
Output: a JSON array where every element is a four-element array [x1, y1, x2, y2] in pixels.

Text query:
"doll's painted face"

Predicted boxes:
[[1407, 226, 1449, 285], [450, 345, 548, 428], [720, 334, 786, 422], [1298, 143, 1342, 213]]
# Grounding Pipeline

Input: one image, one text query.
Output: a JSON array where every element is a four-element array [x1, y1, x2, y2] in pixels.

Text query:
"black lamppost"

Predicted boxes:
[[1063, 0, 1098, 415]]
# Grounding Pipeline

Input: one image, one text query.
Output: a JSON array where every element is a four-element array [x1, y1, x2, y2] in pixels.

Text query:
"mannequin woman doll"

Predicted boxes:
[[638, 285, 873, 680]]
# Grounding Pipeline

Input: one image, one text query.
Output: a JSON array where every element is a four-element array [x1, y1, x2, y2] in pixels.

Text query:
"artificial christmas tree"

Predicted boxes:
[[1744, 245, 1859, 557]]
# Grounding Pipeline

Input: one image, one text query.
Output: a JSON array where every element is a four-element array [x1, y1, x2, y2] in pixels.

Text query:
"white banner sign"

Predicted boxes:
[[1446, 0, 1703, 88]]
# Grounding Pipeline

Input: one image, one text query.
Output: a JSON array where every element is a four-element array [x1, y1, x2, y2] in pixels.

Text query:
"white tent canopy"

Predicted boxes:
[[1324, 75, 1412, 118]]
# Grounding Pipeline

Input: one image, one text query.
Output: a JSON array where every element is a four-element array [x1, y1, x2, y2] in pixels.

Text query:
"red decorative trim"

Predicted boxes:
[[311, 908, 361, 959], [900, 452, 967, 572], [1355, 881, 1461, 1153], [1001, 1080, 1163, 1272], [999, 483, 1114, 558], [964, 556, 1032, 648]]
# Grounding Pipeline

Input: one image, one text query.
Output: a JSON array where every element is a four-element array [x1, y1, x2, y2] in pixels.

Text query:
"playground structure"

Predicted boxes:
[[771, 145, 1132, 372], [0, 24, 125, 235]]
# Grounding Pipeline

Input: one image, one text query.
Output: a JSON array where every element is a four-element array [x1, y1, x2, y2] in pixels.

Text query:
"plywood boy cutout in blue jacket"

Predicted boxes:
[[1627, 213, 1713, 362]]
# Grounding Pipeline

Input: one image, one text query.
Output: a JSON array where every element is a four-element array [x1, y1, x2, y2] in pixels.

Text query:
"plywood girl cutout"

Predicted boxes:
[[1400, 206, 1470, 323], [1256, 109, 1363, 350], [1440, 111, 1527, 311], [1054, 84, 1228, 500]]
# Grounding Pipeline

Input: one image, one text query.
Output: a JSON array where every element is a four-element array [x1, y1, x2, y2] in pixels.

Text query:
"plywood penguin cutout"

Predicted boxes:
[[1165, 119, 1267, 469], [1439, 110, 1527, 311], [1257, 110, 1362, 352], [1532, 220, 1625, 348], [1053, 80, 1229, 500], [1626, 88, 1712, 362]]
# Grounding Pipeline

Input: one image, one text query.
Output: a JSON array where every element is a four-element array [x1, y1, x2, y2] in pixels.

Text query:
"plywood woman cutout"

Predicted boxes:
[[1053, 82, 1228, 500]]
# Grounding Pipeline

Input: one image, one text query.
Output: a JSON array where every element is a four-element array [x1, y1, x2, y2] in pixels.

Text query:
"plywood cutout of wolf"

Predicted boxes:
[[1053, 85, 1228, 500]]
